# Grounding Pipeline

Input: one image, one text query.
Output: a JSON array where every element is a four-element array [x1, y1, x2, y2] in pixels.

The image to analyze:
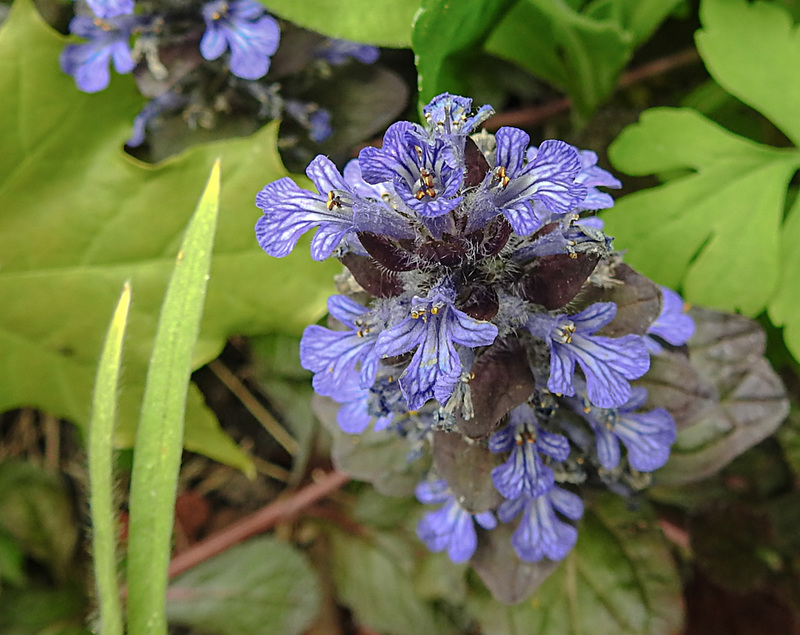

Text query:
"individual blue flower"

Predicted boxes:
[[416, 479, 497, 563], [375, 285, 498, 410], [200, 0, 280, 80], [284, 100, 333, 143], [476, 128, 587, 235], [526, 303, 650, 409], [60, 15, 137, 93], [570, 386, 677, 472], [255, 155, 412, 260], [573, 149, 621, 211], [331, 382, 397, 435], [316, 38, 379, 65], [358, 121, 464, 219], [84, 0, 135, 19], [127, 92, 188, 147], [498, 486, 584, 562], [646, 286, 695, 354], [489, 403, 571, 499], [422, 93, 494, 157], [526, 147, 621, 212], [300, 295, 381, 397]]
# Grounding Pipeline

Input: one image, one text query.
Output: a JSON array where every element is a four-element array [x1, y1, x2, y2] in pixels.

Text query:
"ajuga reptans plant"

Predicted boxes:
[[254, 93, 695, 566], [60, 0, 379, 147]]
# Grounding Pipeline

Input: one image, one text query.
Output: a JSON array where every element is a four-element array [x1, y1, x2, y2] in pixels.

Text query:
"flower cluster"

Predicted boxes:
[[255, 93, 694, 566], [60, 0, 379, 147]]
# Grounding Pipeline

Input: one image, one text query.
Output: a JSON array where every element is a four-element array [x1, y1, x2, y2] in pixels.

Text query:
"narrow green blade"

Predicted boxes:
[[126, 161, 221, 634], [89, 281, 132, 635]]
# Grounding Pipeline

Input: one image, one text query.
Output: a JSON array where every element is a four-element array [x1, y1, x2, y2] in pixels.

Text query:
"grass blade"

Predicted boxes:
[[89, 281, 132, 635], [126, 160, 221, 634]]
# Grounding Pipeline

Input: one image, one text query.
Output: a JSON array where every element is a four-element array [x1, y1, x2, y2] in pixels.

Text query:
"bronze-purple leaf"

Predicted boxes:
[[357, 232, 417, 271], [464, 136, 491, 188], [340, 253, 404, 298], [653, 308, 788, 485], [582, 264, 662, 336], [458, 283, 499, 321], [471, 523, 561, 604], [519, 252, 600, 310], [432, 431, 504, 513], [456, 341, 535, 439]]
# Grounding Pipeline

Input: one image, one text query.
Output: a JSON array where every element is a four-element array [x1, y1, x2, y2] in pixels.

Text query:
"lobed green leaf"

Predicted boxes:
[[605, 0, 800, 360], [605, 108, 800, 316], [0, 0, 338, 471]]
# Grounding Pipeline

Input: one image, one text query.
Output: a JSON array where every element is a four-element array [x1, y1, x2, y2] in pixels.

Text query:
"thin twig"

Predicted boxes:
[[207, 359, 299, 456], [166, 470, 351, 579], [484, 47, 701, 130]]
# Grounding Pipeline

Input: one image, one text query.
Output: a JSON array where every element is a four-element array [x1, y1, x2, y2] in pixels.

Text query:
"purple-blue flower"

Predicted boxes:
[[285, 100, 332, 143], [422, 93, 494, 146], [525, 147, 621, 212], [489, 403, 571, 499], [478, 128, 586, 235], [416, 479, 497, 563], [526, 302, 650, 408], [200, 0, 280, 80], [573, 149, 621, 211], [127, 92, 188, 147], [316, 39, 380, 65], [60, 15, 137, 93], [570, 385, 677, 472], [84, 0, 135, 19], [498, 486, 584, 562], [646, 286, 695, 354], [358, 122, 464, 219], [300, 295, 381, 396], [255, 155, 412, 260], [374, 285, 498, 410]]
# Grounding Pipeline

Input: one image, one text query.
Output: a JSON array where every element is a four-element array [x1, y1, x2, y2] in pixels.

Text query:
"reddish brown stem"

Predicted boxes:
[[166, 470, 351, 580], [485, 47, 701, 130]]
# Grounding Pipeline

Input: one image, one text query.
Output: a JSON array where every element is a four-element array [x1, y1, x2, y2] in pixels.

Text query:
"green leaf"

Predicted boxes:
[[0, 528, 25, 588], [329, 527, 457, 635], [412, 0, 516, 106], [88, 282, 131, 635], [260, 0, 420, 47], [0, 461, 79, 583], [587, 0, 685, 44], [468, 493, 683, 634], [605, 108, 800, 316], [314, 394, 430, 497], [696, 0, 800, 147], [127, 162, 221, 634], [0, 0, 338, 471], [484, 0, 632, 120], [769, 192, 800, 361], [166, 536, 321, 635], [0, 583, 90, 634]]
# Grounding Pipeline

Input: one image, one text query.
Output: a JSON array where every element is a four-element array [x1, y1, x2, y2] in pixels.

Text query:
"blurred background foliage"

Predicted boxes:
[[1, 0, 799, 632]]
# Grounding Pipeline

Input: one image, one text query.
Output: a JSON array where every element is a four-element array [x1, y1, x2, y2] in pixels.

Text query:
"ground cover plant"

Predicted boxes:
[[1, 0, 799, 633]]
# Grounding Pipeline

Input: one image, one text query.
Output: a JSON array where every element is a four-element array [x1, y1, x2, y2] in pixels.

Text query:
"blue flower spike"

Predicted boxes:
[[253, 92, 690, 577]]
